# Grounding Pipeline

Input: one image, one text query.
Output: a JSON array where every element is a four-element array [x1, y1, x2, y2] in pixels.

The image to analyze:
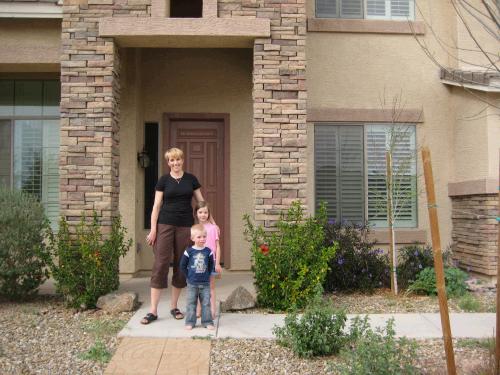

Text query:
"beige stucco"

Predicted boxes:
[[0, 19, 60, 72], [454, 0, 499, 71], [450, 88, 500, 183], [119, 48, 254, 274]]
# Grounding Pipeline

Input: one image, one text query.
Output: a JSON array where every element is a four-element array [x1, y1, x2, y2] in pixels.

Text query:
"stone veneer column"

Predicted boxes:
[[60, 0, 149, 229], [251, 0, 307, 228], [451, 194, 499, 276]]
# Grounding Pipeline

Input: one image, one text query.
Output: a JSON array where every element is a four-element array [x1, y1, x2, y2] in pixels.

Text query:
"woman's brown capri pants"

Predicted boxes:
[[150, 224, 191, 289]]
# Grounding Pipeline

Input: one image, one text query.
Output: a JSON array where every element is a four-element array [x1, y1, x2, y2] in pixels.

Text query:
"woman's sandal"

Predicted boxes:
[[140, 313, 158, 325], [170, 308, 184, 320]]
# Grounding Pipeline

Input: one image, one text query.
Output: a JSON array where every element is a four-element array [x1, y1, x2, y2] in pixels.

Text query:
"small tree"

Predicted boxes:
[[368, 93, 421, 295]]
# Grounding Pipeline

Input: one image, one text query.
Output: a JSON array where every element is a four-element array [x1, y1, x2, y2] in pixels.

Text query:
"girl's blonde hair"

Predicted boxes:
[[194, 201, 212, 221], [164, 147, 184, 161]]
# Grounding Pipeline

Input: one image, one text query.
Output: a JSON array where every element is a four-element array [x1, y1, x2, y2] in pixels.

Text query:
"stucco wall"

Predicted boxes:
[[451, 88, 500, 183], [119, 48, 254, 273], [0, 19, 60, 72], [305, 1, 459, 247], [454, 0, 499, 71]]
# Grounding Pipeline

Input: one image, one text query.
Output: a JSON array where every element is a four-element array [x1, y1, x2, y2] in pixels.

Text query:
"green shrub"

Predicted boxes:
[[273, 290, 349, 358], [332, 319, 419, 375], [0, 189, 52, 300], [408, 267, 468, 298], [396, 244, 434, 290], [49, 212, 131, 309], [457, 292, 482, 312], [323, 220, 390, 293], [244, 202, 337, 311]]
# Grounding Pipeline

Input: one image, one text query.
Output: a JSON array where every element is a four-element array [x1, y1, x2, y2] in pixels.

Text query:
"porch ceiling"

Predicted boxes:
[[99, 18, 271, 48]]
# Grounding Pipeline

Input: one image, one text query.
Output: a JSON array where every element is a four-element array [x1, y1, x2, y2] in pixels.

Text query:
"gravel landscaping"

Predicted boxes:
[[0, 287, 495, 374], [329, 287, 496, 314], [0, 296, 133, 375], [210, 338, 493, 374]]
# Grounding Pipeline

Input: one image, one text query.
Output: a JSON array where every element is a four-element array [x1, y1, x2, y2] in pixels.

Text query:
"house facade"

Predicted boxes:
[[0, 0, 498, 277]]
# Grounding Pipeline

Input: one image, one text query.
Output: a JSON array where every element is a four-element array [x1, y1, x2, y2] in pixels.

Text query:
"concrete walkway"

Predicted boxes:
[[105, 272, 496, 374]]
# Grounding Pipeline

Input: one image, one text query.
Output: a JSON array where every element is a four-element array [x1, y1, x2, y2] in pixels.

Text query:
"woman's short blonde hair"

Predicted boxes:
[[165, 147, 184, 161]]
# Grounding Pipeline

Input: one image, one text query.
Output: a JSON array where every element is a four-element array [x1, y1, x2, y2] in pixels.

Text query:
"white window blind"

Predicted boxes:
[[316, 0, 363, 18], [42, 120, 60, 229], [316, 0, 338, 18], [366, 0, 414, 20], [366, 124, 417, 227], [315, 124, 364, 223], [0, 121, 11, 188], [341, 0, 363, 18]]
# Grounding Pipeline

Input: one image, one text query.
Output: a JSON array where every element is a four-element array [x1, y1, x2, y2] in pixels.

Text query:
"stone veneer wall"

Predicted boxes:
[[219, 0, 308, 228], [451, 194, 498, 276], [60, 0, 150, 228]]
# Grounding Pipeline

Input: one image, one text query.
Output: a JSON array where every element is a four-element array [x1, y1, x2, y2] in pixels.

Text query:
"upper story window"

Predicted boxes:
[[316, 0, 415, 20], [170, 0, 203, 18]]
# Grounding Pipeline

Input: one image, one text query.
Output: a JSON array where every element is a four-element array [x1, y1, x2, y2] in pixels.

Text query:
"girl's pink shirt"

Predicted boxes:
[[203, 223, 220, 262]]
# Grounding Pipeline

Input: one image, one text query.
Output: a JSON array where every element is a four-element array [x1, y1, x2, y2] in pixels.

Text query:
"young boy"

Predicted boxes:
[[180, 224, 215, 330]]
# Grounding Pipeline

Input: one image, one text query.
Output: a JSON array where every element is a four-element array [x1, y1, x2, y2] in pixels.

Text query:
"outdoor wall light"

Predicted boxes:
[[137, 148, 151, 168]]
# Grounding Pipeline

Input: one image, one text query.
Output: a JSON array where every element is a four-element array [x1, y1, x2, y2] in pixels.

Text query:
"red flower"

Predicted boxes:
[[259, 244, 269, 256]]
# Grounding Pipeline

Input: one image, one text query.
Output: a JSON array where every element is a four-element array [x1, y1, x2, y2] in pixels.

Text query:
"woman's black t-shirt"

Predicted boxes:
[[155, 172, 201, 227]]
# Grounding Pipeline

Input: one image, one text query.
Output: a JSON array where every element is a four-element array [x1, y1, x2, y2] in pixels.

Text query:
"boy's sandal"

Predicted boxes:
[[170, 308, 184, 320], [140, 313, 158, 325]]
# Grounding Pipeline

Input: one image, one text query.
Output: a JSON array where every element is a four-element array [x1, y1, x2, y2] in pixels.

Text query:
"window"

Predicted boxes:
[[315, 123, 417, 228], [0, 80, 60, 228], [316, 0, 415, 20], [170, 0, 202, 18]]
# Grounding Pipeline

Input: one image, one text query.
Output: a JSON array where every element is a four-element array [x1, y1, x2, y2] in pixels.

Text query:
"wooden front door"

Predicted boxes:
[[163, 114, 229, 265]]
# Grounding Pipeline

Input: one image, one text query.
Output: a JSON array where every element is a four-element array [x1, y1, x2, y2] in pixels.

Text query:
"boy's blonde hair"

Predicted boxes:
[[191, 223, 206, 237], [165, 147, 184, 161]]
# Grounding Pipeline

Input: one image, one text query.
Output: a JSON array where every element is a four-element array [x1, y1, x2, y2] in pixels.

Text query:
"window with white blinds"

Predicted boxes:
[[316, 0, 414, 20], [315, 124, 365, 222], [0, 80, 60, 229], [315, 123, 417, 227]]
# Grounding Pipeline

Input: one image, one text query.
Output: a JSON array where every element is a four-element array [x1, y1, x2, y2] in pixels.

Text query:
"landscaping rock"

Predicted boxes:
[[96, 292, 138, 313], [221, 286, 256, 312], [466, 278, 496, 295]]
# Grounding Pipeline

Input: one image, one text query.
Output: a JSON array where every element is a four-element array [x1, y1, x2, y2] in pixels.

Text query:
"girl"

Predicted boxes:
[[195, 201, 222, 319]]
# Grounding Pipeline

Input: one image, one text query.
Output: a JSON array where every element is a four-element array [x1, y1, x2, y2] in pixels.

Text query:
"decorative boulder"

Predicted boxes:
[[96, 292, 138, 313], [221, 286, 256, 312]]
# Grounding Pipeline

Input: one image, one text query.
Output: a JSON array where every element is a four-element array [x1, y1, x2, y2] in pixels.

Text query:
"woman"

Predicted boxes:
[[141, 147, 204, 324]]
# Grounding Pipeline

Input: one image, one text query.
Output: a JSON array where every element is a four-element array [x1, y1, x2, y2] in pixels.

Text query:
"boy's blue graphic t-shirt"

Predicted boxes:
[[179, 246, 215, 285]]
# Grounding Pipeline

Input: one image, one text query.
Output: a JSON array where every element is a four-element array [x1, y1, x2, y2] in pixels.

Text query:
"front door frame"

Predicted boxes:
[[162, 112, 231, 268]]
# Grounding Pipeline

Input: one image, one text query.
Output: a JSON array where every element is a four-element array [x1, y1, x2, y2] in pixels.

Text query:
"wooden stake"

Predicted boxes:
[[496, 148, 500, 375], [386, 152, 397, 295], [421, 147, 456, 375]]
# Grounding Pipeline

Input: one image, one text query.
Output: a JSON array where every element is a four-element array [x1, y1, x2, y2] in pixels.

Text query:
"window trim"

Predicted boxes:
[[307, 18, 425, 34]]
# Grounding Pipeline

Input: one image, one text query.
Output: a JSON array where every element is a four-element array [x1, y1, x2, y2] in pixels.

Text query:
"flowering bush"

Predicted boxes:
[[244, 202, 337, 311], [323, 220, 390, 293], [396, 244, 435, 290], [49, 212, 131, 309]]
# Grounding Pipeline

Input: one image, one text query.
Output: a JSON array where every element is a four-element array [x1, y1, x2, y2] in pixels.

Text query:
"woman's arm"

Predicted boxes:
[[215, 239, 222, 273], [146, 191, 163, 246], [193, 188, 204, 203]]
